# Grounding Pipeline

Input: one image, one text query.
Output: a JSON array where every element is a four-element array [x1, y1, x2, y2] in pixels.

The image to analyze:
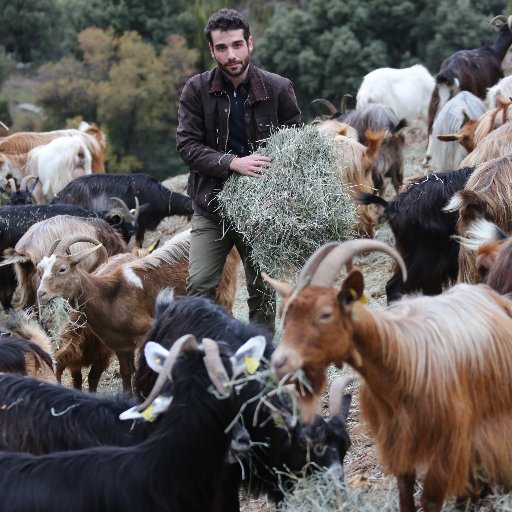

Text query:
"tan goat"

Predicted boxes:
[[36, 229, 239, 392], [263, 239, 512, 512]]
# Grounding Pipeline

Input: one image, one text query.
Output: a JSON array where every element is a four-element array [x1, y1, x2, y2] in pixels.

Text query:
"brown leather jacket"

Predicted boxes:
[[176, 64, 301, 221]]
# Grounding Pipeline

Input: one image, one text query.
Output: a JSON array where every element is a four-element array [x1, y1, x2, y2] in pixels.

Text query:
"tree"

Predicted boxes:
[[256, 0, 507, 119], [37, 28, 198, 178]]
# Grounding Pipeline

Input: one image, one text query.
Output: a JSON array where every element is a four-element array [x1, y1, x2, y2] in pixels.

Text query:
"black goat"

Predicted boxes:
[[357, 166, 475, 302], [134, 291, 353, 510], [427, 15, 512, 135], [0, 203, 133, 310], [51, 173, 193, 246], [0, 176, 38, 205], [0, 335, 245, 512]]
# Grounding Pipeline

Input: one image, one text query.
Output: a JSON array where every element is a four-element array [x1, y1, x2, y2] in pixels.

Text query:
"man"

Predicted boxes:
[[176, 8, 301, 330]]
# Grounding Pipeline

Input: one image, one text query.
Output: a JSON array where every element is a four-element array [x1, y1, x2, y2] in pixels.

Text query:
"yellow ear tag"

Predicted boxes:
[[349, 288, 358, 300], [360, 293, 368, 304], [141, 405, 155, 422], [245, 356, 260, 375]]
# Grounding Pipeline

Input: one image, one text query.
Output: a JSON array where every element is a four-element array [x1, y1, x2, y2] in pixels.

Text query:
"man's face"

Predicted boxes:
[[209, 29, 253, 78]]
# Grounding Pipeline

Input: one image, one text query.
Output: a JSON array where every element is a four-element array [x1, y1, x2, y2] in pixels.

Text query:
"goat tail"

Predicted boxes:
[[356, 192, 388, 208]]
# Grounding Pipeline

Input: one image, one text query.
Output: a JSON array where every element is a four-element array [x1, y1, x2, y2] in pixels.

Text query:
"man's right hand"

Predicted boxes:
[[230, 154, 271, 178]]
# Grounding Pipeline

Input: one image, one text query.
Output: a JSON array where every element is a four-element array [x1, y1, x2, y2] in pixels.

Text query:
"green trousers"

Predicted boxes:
[[187, 213, 276, 331]]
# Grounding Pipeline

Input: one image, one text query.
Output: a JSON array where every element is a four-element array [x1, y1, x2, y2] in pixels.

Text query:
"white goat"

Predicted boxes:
[[356, 64, 435, 122]]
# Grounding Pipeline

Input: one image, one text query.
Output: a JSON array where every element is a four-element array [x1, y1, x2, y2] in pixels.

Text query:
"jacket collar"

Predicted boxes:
[[209, 64, 269, 103]]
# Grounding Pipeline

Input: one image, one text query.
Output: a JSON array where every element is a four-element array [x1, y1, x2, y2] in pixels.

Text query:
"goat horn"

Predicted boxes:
[[136, 334, 198, 412], [489, 14, 508, 27], [311, 98, 337, 114], [19, 174, 37, 190], [328, 376, 355, 417], [309, 239, 407, 287], [202, 338, 230, 397], [296, 242, 340, 290], [46, 238, 63, 257], [51, 235, 108, 266], [131, 196, 140, 223], [109, 197, 132, 223]]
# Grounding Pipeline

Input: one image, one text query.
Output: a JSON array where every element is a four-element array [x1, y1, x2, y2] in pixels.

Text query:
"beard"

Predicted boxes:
[[218, 54, 250, 77]]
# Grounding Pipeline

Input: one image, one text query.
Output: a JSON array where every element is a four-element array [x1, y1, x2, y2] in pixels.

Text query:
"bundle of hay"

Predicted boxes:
[[278, 469, 399, 512], [217, 126, 357, 278]]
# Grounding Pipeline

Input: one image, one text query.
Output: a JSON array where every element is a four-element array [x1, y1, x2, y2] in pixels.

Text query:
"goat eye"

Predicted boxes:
[[313, 444, 327, 457], [317, 311, 333, 322], [58, 267, 67, 273]]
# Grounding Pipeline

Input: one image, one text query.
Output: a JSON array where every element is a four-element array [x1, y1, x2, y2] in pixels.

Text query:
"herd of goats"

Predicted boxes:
[[1, 11, 512, 512]]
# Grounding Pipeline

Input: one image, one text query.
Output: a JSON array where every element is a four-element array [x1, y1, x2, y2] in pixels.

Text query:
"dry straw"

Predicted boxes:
[[217, 126, 357, 278]]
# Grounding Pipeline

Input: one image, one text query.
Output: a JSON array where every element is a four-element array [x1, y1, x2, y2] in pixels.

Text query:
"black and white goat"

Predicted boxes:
[[134, 291, 353, 510], [357, 166, 475, 302], [51, 173, 193, 246], [0, 334, 258, 512]]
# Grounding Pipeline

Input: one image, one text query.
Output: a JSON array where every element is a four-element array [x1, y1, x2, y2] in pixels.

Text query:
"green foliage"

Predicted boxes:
[[0, 46, 11, 90], [256, 0, 507, 119], [36, 28, 198, 178]]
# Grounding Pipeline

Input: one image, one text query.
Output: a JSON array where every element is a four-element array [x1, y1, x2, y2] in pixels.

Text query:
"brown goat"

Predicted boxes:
[[437, 95, 512, 152], [444, 155, 512, 283], [334, 129, 385, 237], [36, 229, 239, 392], [458, 121, 512, 168], [263, 239, 512, 512]]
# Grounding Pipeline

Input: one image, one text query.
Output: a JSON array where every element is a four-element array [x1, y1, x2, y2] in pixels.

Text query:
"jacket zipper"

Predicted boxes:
[[224, 92, 231, 153]]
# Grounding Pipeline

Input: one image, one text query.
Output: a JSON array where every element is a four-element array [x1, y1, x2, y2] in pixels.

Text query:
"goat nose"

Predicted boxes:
[[37, 290, 47, 302]]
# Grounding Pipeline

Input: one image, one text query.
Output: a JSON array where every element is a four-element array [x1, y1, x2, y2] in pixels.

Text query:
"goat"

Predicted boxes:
[[424, 91, 486, 170], [314, 100, 406, 195], [263, 238, 512, 512], [445, 155, 512, 284], [334, 130, 385, 237], [427, 15, 512, 134], [0, 121, 106, 172], [455, 218, 511, 292], [458, 120, 512, 168], [356, 64, 435, 122], [51, 173, 193, 246], [0, 175, 38, 205], [35, 230, 239, 392], [0, 311, 55, 383], [313, 119, 359, 140], [357, 166, 475, 302], [0, 334, 253, 512], [134, 291, 353, 510], [486, 74, 512, 107], [436, 95, 512, 153]]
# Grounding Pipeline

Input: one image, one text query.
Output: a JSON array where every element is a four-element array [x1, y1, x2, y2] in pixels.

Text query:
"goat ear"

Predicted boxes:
[[338, 269, 364, 312], [437, 133, 459, 142], [230, 335, 266, 377], [144, 341, 170, 373]]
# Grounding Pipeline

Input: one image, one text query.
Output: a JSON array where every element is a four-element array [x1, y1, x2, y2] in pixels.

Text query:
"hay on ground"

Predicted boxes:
[[217, 126, 357, 279]]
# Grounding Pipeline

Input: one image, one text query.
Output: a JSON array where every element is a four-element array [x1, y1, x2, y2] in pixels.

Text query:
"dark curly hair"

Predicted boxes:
[[204, 8, 250, 44]]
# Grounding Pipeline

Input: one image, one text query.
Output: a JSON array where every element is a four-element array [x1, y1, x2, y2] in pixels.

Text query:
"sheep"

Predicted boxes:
[[51, 173, 193, 246], [0, 121, 106, 172], [427, 15, 512, 134], [445, 155, 512, 283], [424, 91, 486, 170], [0, 334, 256, 512], [357, 166, 475, 302], [0, 311, 55, 383], [134, 291, 353, 509], [263, 238, 512, 512], [35, 230, 239, 392], [356, 64, 435, 122]]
